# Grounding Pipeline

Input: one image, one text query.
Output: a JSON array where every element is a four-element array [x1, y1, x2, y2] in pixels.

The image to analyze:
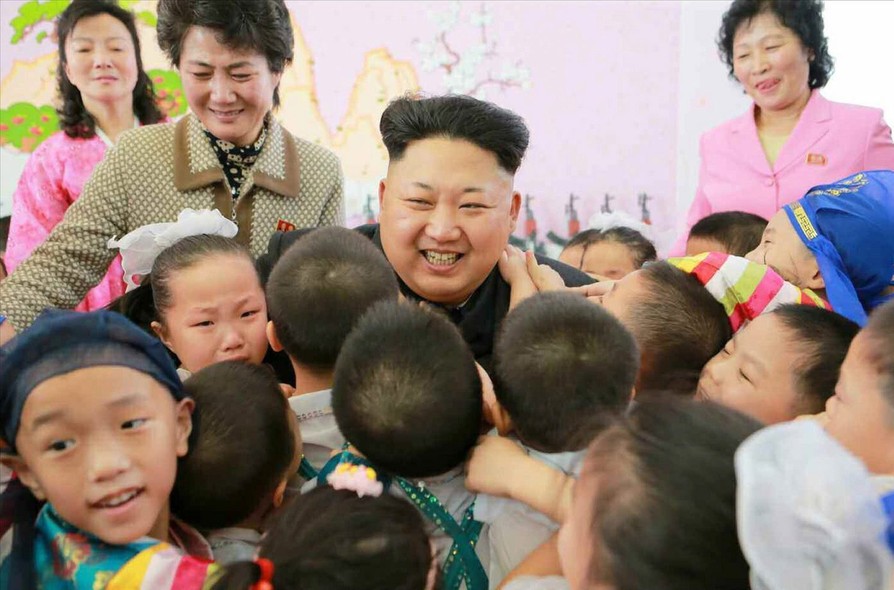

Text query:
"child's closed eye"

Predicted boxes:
[[241, 309, 260, 318]]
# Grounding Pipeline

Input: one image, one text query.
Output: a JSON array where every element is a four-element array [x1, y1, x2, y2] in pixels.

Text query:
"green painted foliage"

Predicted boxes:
[[148, 69, 188, 118], [10, 1, 156, 44], [10, 0, 69, 44], [0, 103, 59, 152]]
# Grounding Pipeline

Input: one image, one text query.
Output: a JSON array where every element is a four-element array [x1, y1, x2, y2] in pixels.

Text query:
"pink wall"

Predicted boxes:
[[1, 1, 682, 252]]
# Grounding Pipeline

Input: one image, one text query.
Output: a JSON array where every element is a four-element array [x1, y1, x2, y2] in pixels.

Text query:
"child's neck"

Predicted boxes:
[[290, 361, 334, 396], [149, 501, 171, 542]]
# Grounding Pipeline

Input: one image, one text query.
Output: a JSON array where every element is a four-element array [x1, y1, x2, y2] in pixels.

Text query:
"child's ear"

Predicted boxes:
[[804, 265, 825, 291], [272, 478, 288, 509], [150, 321, 174, 352], [266, 321, 283, 352], [492, 403, 515, 437], [1, 454, 46, 500], [174, 398, 195, 457]]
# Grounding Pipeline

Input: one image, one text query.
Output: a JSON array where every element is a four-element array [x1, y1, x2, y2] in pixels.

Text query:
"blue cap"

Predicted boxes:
[[783, 170, 894, 326], [0, 309, 183, 452]]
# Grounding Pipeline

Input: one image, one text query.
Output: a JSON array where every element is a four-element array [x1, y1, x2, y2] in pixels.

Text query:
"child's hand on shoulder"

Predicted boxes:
[[280, 383, 296, 398], [465, 435, 528, 498], [499, 245, 538, 311]]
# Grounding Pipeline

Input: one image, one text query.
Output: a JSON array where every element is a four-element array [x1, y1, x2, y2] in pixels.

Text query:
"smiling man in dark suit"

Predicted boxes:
[[259, 95, 593, 372]]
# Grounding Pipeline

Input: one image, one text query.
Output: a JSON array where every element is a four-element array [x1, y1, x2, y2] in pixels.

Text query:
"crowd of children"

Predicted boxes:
[[0, 10, 893, 588], [2, 164, 893, 588]]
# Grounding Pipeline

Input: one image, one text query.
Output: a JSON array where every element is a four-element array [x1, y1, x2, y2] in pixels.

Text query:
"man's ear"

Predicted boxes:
[[378, 179, 387, 210], [1, 454, 46, 500], [508, 191, 522, 233], [150, 321, 175, 352], [267, 321, 283, 352], [175, 398, 195, 458]]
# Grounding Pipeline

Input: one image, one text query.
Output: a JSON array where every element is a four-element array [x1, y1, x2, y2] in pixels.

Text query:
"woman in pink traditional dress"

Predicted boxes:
[[6, 0, 164, 311]]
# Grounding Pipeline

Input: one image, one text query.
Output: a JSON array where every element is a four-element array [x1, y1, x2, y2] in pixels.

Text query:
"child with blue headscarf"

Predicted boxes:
[[746, 170, 894, 326], [0, 310, 216, 589]]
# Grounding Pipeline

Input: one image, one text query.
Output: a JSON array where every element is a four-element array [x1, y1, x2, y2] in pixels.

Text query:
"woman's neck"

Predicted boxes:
[[84, 96, 135, 144], [756, 89, 812, 136]]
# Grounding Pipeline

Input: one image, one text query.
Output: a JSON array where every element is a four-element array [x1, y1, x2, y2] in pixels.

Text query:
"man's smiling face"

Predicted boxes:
[[377, 137, 521, 306]]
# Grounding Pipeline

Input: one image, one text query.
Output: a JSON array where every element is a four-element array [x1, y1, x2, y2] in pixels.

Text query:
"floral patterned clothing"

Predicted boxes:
[[7, 131, 128, 311]]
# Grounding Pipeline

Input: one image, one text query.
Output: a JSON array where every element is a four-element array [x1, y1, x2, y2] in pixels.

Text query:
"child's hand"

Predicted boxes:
[[795, 411, 829, 428], [524, 250, 566, 293], [465, 435, 529, 498], [280, 383, 296, 398], [499, 245, 538, 311]]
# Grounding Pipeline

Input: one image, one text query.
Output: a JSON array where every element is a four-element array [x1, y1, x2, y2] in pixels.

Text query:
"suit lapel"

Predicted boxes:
[[773, 90, 831, 174]]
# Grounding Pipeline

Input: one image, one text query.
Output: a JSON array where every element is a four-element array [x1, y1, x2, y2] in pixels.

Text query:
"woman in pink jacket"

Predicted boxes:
[[6, 0, 164, 311], [678, 0, 894, 252]]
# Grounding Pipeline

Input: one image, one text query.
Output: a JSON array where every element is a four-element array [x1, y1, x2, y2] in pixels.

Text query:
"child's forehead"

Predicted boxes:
[[21, 366, 172, 424]]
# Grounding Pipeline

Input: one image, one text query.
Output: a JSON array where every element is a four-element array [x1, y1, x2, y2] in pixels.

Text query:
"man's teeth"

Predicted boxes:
[[425, 251, 459, 266], [97, 490, 139, 508]]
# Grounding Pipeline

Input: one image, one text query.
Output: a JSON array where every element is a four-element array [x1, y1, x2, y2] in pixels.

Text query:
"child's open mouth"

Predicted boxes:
[[93, 488, 143, 509], [423, 250, 463, 266]]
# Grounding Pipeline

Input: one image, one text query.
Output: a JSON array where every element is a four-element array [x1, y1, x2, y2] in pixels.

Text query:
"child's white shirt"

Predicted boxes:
[[474, 434, 584, 589], [288, 388, 345, 470], [207, 526, 261, 564]]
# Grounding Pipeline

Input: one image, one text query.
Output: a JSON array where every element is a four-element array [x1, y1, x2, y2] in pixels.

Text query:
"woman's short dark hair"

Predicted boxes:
[[55, 0, 163, 138], [156, 0, 294, 108], [718, 0, 833, 89]]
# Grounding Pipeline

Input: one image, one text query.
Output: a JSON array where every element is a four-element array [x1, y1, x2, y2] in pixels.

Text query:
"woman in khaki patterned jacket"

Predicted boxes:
[[0, 0, 343, 340]]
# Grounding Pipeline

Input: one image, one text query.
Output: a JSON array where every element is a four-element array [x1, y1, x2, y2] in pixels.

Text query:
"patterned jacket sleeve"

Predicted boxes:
[[5, 140, 71, 273], [0, 139, 130, 331]]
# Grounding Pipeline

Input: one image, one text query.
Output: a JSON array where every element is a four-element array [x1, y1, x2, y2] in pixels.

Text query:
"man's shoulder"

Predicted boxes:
[[533, 254, 595, 287]]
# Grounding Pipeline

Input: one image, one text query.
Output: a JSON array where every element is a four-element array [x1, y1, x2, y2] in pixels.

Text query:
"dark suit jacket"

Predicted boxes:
[[258, 224, 594, 376]]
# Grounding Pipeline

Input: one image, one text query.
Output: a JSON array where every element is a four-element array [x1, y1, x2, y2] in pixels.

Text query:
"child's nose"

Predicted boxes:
[[87, 440, 131, 482]]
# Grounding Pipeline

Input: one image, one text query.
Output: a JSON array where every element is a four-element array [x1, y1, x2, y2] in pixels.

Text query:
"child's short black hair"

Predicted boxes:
[[689, 211, 768, 257], [772, 304, 860, 414], [171, 361, 295, 530], [631, 263, 732, 396], [211, 487, 434, 590], [266, 227, 399, 371], [332, 300, 482, 478], [495, 292, 639, 453]]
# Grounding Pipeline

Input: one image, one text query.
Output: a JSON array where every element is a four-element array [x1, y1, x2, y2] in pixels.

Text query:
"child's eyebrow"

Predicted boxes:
[[29, 409, 66, 432], [29, 392, 148, 432]]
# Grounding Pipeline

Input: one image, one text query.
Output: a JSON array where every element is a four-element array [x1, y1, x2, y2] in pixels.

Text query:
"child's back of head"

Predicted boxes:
[[622, 262, 732, 396], [495, 291, 639, 453], [561, 397, 763, 590], [266, 226, 399, 372], [171, 361, 297, 532], [211, 486, 435, 590], [332, 300, 482, 478], [687, 211, 768, 257]]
